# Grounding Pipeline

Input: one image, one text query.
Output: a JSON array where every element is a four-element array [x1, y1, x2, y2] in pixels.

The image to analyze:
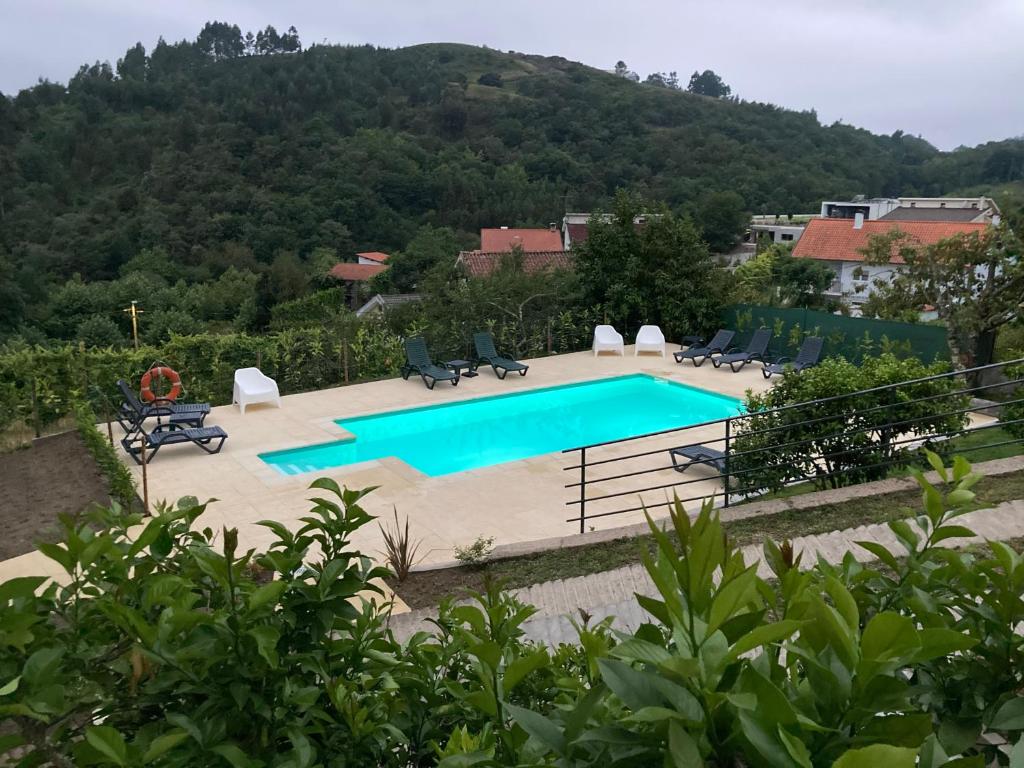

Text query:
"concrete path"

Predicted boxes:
[[387, 499, 1024, 645]]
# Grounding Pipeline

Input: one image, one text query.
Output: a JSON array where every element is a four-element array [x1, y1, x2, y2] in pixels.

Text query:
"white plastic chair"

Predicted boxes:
[[233, 368, 281, 414], [593, 325, 625, 356], [634, 325, 666, 357]]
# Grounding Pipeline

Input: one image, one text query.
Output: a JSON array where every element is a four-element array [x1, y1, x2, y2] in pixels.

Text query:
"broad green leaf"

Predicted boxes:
[[708, 565, 758, 636], [143, 730, 188, 763], [888, 520, 920, 553], [856, 540, 900, 570], [503, 649, 548, 692], [778, 726, 812, 768], [668, 722, 703, 767], [727, 620, 803, 660], [612, 637, 673, 666], [505, 702, 566, 755], [247, 580, 286, 611], [85, 726, 128, 767], [22, 647, 63, 687], [854, 713, 932, 748], [211, 743, 254, 768], [1010, 735, 1024, 768], [925, 450, 947, 481], [0, 677, 19, 696], [930, 525, 976, 544], [861, 612, 919, 663], [991, 698, 1024, 731], [247, 626, 280, 668], [825, 576, 858, 631], [913, 628, 977, 661], [832, 744, 917, 768], [946, 489, 975, 508]]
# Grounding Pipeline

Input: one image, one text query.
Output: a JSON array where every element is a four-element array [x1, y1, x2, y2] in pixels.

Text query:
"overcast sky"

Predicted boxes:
[[2, 0, 1021, 150]]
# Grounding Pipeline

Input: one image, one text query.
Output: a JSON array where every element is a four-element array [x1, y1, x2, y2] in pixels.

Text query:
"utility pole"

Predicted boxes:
[[123, 301, 143, 350]]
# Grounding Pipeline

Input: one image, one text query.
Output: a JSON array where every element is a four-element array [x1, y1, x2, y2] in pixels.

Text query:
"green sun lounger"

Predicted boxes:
[[473, 331, 529, 379]]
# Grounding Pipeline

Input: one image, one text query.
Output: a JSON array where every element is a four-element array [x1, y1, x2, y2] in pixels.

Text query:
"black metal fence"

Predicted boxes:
[[563, 359, 1024, 533]]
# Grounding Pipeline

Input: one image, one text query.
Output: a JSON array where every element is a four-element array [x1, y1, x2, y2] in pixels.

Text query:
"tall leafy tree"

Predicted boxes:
[[687, 69, 731, 98], [574, 191, 726, 338], [862, 225, 1024, 369]]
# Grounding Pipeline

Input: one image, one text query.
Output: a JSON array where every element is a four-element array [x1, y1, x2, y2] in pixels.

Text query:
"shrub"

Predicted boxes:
[[72, 401, 137, 509], [3, 456, 1024, 765], [454, 535, 495, 567], [731, 354, 969, 494]]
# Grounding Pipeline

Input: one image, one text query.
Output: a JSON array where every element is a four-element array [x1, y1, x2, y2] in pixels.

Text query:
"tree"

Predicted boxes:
[[861, 225, 1024, 369], [477, 72, 503, 88], [574, 191, 726, 338], [115, 43, 147, 80], [196, 22, 244, 60], [695, 190, 748, 253], [687, 69, 731, 98], [375, 225, 460, 293], [645, 71, 679, 90], [613, 60, 639, 82]]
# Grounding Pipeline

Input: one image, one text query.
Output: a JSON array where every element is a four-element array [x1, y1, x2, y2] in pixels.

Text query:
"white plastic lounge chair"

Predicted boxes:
[[233, 367, 281, 414], [634, 325, 666, 357], [593, 325, 625, 356]]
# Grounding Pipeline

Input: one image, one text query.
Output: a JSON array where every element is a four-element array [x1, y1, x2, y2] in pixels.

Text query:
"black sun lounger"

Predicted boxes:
[[473, 331, 529, 379], [712, 328, 773, 373], [674, 330, 735, 367], [121, 424, 228, 464], [401, 337, 458, 390], [669, 444, 727, 473], [116, 379, 210, 433], [762, 336, 824, 379]]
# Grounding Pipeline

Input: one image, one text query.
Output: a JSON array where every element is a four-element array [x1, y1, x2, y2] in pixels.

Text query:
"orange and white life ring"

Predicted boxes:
[[140, 366, 182, 403]]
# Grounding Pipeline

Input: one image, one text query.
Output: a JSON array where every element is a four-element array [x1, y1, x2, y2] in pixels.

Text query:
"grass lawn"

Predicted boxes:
[[392, 467, 1024, 609]]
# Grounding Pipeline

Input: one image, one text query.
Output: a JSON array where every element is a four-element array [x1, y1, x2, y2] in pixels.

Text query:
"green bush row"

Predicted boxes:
[[2, 457, 1024, 765], [72, 402, 138, 509], [0, 321, 404, 432]]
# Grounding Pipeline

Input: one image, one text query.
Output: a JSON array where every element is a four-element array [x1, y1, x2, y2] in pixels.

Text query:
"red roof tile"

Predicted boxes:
[[480, 228, 563, 252], [329, 263, 389, 281], [356, 251, 390, 263], [792, 218, 987, 263], [457, 251, 574, 278]]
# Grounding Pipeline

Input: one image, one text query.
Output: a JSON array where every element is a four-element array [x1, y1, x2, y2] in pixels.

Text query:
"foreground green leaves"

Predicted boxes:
[[0, 451, 1022, 766]]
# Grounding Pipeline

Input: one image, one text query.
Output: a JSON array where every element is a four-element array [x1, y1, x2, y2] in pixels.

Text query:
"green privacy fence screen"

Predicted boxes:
[[721, 305, 950, 364]]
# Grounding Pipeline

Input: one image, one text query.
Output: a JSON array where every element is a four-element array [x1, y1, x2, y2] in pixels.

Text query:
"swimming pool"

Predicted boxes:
[[259, 374, 742, 477]]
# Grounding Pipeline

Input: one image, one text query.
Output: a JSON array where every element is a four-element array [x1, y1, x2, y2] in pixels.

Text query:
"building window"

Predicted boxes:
[[781, 233, 794, 241]]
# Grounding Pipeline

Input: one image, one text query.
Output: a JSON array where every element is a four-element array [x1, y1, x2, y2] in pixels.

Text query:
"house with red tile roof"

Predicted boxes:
[[792, 217, 988, 304], [480, 226, 563, 252], [356, 251, 390, 265], [456, 250, 573, 278], [329, 262, 389, 308]]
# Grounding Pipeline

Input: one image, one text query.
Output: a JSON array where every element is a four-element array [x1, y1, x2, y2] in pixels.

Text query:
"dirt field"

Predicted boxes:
[[0, 431, 112, 560]]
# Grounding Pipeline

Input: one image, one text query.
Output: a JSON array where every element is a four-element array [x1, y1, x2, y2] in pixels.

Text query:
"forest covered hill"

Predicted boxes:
[[1, 23, 1023, 342]]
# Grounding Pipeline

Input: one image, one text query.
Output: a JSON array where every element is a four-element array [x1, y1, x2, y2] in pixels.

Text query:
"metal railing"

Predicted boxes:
[[563, 359, 1024, 532]]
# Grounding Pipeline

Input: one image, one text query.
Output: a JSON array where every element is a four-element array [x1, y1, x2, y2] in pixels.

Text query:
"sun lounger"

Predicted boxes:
[[762, 336, 824, 379], [593, 325, 625, 356], [122, 423, 228, 464], [713, 328, 773, 372], [116, 379, 209, 432], [673, 330, 735, 366], [634, 325, 666, 357], [401, 337, 458, 389], [473, 331, 529, 379], [669, 444, 726, 473]]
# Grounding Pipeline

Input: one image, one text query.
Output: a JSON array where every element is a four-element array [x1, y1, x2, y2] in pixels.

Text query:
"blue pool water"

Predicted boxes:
[[259, 374, 741, 477]]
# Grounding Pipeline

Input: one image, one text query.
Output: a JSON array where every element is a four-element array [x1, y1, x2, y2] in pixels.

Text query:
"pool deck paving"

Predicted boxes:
[[122, 347, 769, 565]]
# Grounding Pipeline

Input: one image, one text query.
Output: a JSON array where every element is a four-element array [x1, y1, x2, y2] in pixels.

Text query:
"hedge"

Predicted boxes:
[[72, 402, 138, 509], [0, 321, 403, 433]]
